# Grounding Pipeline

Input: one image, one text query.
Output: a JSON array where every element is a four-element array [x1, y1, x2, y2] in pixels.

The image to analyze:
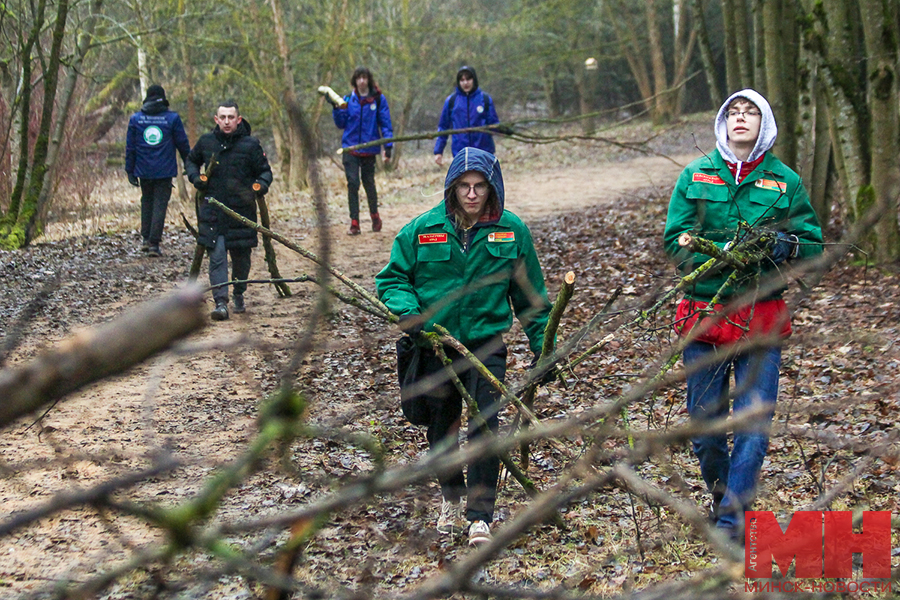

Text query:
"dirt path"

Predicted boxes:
[[0, 151, 700, 597]]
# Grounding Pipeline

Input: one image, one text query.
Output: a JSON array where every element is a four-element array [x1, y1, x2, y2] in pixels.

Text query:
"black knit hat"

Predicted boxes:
[[143, 84, 168, 105]]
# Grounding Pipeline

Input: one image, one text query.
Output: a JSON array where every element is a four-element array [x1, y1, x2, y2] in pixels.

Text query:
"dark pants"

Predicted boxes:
[[342, 153, 378, 220], [208, 235, 252, 304], [683, 342, 781, 533], [420, 344, 506, 524], [139, 178, 172, 245]]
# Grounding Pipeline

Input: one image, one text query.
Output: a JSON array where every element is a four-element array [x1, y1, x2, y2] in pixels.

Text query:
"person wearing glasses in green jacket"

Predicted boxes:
[[376, 147, 551, 547]]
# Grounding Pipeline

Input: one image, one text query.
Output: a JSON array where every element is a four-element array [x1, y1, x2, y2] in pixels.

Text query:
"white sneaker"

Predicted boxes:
[[437, 499, 464, 534], [467, 520, 492, 546]]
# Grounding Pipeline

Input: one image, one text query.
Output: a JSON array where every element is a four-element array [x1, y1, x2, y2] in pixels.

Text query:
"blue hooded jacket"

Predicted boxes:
[[125, 99, 191, 179], [333, 89, 394, 155], [434, 66, 500, 157]]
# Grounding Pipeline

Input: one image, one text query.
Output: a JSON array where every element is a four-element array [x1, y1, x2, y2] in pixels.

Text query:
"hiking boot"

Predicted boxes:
[[141, 239, 150, 252], [348, 219, 361, 235], [467, 520, 492, 547], [436, 499, 464, 535], [371, 213, 382, 232], [148, 245, 161, 257], [210, 302, 229, 321], [232, 294, 245, 314]]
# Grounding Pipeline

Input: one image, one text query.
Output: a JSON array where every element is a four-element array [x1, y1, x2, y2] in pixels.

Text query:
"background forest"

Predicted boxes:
[[1, 0, 898, 260], [2, 1, 900, 599]]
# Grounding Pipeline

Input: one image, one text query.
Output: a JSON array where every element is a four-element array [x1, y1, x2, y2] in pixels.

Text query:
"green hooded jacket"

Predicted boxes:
[[376, 148, 550, 355]]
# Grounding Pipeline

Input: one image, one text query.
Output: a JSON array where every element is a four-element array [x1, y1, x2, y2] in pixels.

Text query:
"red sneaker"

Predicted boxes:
[[371, 213, 382, 232], [348, 219, 361, 235]]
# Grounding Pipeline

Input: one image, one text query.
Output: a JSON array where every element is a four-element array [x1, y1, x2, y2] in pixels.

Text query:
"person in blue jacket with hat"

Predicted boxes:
[[125, 84, 191, 256]]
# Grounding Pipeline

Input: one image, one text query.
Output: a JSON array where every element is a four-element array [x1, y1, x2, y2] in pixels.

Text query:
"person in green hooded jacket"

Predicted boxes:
[[663, 89, 822, 541], [376, 147, 551, 547]]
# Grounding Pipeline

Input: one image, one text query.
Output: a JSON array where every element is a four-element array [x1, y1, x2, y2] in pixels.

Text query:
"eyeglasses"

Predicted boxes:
[[457, 182, 489, 196], [726, 109, 761, 119]]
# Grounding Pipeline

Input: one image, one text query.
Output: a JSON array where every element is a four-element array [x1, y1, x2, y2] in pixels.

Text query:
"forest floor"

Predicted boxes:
[[1, 113, 899, 599]]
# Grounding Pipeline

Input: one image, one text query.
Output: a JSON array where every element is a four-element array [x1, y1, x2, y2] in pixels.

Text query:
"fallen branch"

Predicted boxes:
[[256, 193, 292, 298], [521, 270, 575, 469], [0, 285, 207, 428]]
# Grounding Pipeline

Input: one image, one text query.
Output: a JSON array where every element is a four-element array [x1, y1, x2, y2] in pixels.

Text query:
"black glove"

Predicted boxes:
[[384, 147, 392, 159], [770, 232, 799, 264], [252, 181, 269, 195], [190, 174, 208, 191], [398, 314, 424, 338], [127, 173, 140, 187], [530, 354, 557, 386]]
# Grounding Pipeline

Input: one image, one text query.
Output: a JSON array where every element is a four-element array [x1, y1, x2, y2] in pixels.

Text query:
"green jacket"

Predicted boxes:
[[376, 202, 551, 355], [663, 151, 823, 302]]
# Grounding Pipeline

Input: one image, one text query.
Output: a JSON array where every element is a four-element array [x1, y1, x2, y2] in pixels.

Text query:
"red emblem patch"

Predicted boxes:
[[418, 233, 448, 244], [692, 173, 726, 185]]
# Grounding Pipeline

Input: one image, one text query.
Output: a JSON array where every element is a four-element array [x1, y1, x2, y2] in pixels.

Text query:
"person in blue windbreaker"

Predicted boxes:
[[433, 66, 501, 166], [125, 84, 191, 256], [331, 67, 394, 236]]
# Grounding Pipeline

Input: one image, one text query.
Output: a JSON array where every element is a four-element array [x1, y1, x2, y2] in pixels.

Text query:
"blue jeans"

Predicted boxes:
[[683, 341, 781, 533]]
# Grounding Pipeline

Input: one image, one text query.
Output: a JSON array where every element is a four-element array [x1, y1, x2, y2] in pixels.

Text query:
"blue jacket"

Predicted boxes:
[[125, 100, 191, 179], [434, 87, 500, 157], [333, 90, 393, 155]]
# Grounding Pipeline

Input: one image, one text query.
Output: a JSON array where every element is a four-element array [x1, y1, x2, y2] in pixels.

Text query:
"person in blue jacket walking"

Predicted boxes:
[[433, 66, 501, 166], [125, 84, 191, 256], [331, 67, 393, 235]]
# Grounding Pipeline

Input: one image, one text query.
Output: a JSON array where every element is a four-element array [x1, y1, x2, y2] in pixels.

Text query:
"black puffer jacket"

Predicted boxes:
[[186, 119, 273, 249]]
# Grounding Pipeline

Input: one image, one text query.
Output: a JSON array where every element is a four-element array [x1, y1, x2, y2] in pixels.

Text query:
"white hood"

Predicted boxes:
[[715, 88, 777, 164]]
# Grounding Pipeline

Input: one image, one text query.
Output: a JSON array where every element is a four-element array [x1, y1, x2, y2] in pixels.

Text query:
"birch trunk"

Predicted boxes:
[[859, 0, 900, 262]]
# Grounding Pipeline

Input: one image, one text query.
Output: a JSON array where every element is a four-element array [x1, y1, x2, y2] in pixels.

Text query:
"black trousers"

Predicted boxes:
[[342, 153, 378, 220], [421, 344, 506, 523], [208, 235, 252, 304], [139, 178, 172, 245]]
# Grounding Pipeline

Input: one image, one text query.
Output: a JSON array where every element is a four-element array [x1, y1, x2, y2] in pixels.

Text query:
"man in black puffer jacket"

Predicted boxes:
[[185, 100, 273, 321]]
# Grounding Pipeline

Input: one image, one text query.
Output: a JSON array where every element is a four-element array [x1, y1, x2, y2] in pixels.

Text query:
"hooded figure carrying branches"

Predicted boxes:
[[663, 89, 823, 540], [376, 148, 551, 547]]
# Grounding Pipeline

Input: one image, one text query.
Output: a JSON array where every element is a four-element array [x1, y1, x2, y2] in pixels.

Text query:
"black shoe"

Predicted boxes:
[[141, 239, 150, 252], [148, 245, 161, 257], [210, 303, 229, 321], [232, 294, 245, 313]]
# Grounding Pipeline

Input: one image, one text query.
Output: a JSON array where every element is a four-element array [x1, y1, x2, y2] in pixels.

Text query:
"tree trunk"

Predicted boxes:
[[646, 0, 672, 124], [797, 66, 832, 227], [733, 0, 753, 87], [752, 0, 766, 95], [13, 0, 69, 248], [722, 0, 741, 92], [859, 0, 900, 262], [33, 0, 104, 242], [269, 0, 307, 191], [763, 0, 798, 168], [692, 0, 721, 107], [805, 0, 868, 218], [2, 0, 46, 233]]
